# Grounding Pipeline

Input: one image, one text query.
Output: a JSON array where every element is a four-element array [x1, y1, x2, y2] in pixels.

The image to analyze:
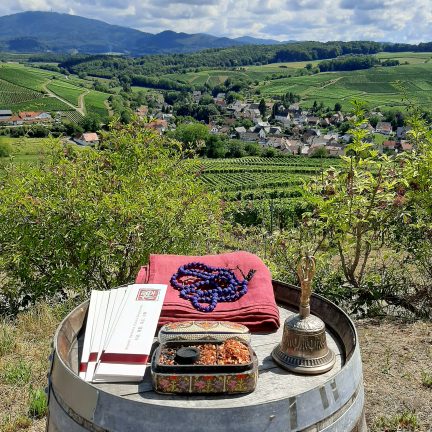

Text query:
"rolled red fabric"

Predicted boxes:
[[136, 251, 280, 332]]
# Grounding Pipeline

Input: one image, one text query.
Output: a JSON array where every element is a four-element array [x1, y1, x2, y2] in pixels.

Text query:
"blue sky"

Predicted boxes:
[[1, 0, 430, 42]]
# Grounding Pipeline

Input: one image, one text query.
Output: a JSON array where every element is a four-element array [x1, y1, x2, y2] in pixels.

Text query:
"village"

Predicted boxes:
[[131, 91, 413, 156], [0, 90, 413, 155]]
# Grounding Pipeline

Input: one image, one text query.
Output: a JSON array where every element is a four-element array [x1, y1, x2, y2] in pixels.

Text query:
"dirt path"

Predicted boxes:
[[104, 98, 114, 117], [320, 76, 344, 88], [42, 80, 88, 116], [77, 89, 90, 116]]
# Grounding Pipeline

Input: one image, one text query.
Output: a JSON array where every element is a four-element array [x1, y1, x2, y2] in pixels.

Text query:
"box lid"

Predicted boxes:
[[158, 321, 251, 343]]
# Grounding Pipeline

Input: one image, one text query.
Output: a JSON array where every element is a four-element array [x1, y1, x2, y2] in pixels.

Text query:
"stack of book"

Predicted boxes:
[[79, 284, 167, 383]]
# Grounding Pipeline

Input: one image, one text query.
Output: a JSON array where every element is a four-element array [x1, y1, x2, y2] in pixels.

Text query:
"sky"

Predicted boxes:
[[0, 0, 431, 43]]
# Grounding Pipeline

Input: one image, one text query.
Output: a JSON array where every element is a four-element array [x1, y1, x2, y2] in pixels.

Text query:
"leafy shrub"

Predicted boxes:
[[0, 120, 222, 313]]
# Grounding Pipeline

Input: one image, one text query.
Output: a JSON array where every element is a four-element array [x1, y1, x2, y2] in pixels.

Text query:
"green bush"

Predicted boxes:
[[0, 121, 223, 313]]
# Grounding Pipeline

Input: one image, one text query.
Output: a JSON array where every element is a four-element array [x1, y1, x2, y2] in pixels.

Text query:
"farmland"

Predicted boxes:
[[158, 52, 432, 112], [0, 63, 50, 91], [196, 156, 340, 227], [46, 80, 85, 107], [84, 90, 110, 118], [0, 63, 111, 118], [258, 61, 432, 111], [0, 78, 43, 105]]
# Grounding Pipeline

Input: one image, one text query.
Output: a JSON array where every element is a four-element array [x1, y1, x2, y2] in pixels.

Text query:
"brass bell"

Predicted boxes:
[[272, 256, 335, 375]]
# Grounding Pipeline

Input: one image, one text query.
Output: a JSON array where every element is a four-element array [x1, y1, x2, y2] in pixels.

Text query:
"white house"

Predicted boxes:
[[75, 132, 100, 146]]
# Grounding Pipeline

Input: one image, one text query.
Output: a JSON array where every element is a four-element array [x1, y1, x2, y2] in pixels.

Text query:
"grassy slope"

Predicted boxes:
[[0, 79, 43, 107], [84, 90, 109, 118]]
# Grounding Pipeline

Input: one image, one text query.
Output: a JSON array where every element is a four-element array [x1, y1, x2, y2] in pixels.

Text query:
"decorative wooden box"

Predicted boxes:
[[151, 339, 258, 395]]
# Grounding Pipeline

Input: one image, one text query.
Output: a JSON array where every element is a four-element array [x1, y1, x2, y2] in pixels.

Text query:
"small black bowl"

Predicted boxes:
[[175, 346, 200, 364]]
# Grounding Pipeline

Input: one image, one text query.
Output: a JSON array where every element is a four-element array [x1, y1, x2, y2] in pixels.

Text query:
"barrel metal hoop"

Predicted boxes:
[[52, 389, 108, 432], [301, 381, 364, 432]]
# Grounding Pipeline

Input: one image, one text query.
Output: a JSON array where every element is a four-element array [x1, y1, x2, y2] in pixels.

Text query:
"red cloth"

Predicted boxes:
[[136, 251, 280, 332]]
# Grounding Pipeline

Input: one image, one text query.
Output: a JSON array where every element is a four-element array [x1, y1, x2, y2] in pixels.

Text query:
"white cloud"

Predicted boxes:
[[0, 0, 431, 43]]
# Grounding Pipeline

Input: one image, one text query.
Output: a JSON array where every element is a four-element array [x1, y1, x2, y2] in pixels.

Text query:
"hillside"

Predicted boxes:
[[0, 12, 278, 55]]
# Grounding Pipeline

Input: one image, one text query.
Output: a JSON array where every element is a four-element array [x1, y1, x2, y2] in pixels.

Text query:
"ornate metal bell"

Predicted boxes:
[[272, 256, 335, 375]]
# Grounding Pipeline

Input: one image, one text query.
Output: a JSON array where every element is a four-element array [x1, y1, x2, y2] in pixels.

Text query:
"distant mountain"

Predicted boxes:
[[0, 11, 282, 55], [234, 36, 282, 45]]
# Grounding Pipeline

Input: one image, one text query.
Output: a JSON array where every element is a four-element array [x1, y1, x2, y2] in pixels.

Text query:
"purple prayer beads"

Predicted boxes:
[[170, 262, 250, 312]]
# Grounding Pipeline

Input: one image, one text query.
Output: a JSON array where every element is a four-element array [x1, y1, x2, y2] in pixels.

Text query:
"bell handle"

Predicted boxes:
[[297, 256, 316, 318]]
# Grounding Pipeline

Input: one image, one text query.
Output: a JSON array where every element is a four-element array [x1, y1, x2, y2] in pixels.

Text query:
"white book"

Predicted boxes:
[[103, 287, 128, 349], [79, 290, 101, 379], [98, 289, 117, 361], [93, 284, 167, 382], [85, 291, 109, 382]]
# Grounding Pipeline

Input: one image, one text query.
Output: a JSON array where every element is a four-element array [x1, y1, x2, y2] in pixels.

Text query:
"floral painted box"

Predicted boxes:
[[151, 339, 258, 395]]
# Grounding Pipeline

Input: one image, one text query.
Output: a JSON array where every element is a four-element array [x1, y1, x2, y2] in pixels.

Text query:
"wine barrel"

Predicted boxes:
[[46, 281, 366, 432]]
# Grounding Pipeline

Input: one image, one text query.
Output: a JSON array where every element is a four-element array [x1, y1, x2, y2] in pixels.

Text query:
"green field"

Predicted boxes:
[[375, 51, 432, 64], [258, 62, 432, 111], [198, 156, 339, 200], [46, 80, 85, 107], [0, 78, 43, 106], [84, 91, 109, 118], [0, 136, 48, 164], [164, 65, 302, 87], [0, 63, 111, 119], [194, 156, 341, 227], [5, 97, 74, 112], [0, 63, 54, 91], [59, 110, 84, 123], [158, 52, 432, 112]]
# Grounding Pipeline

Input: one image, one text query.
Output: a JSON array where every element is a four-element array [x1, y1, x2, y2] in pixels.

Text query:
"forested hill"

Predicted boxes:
[[59, 40, 432, 79], [0, 11, 280, 55]]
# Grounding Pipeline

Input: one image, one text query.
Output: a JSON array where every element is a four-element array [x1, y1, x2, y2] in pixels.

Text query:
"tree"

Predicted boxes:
[[307, 102, 400, 291], [0, 121, 222, 313], [310, 146, 329, 158], [227, 141, 246, 158], [334, 102, 342, 112], [258, 98, 267, 117], [172, 123, 210, 154], [199, 94, 214, 105], [369, 115, 380, 128], [80, 114, 101, 132], [245, 142, 262, 156], [339, 121, 351, 134]]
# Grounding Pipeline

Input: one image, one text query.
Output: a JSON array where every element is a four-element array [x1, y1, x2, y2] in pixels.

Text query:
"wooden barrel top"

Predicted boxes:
[[71, 305, 343, 408]]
